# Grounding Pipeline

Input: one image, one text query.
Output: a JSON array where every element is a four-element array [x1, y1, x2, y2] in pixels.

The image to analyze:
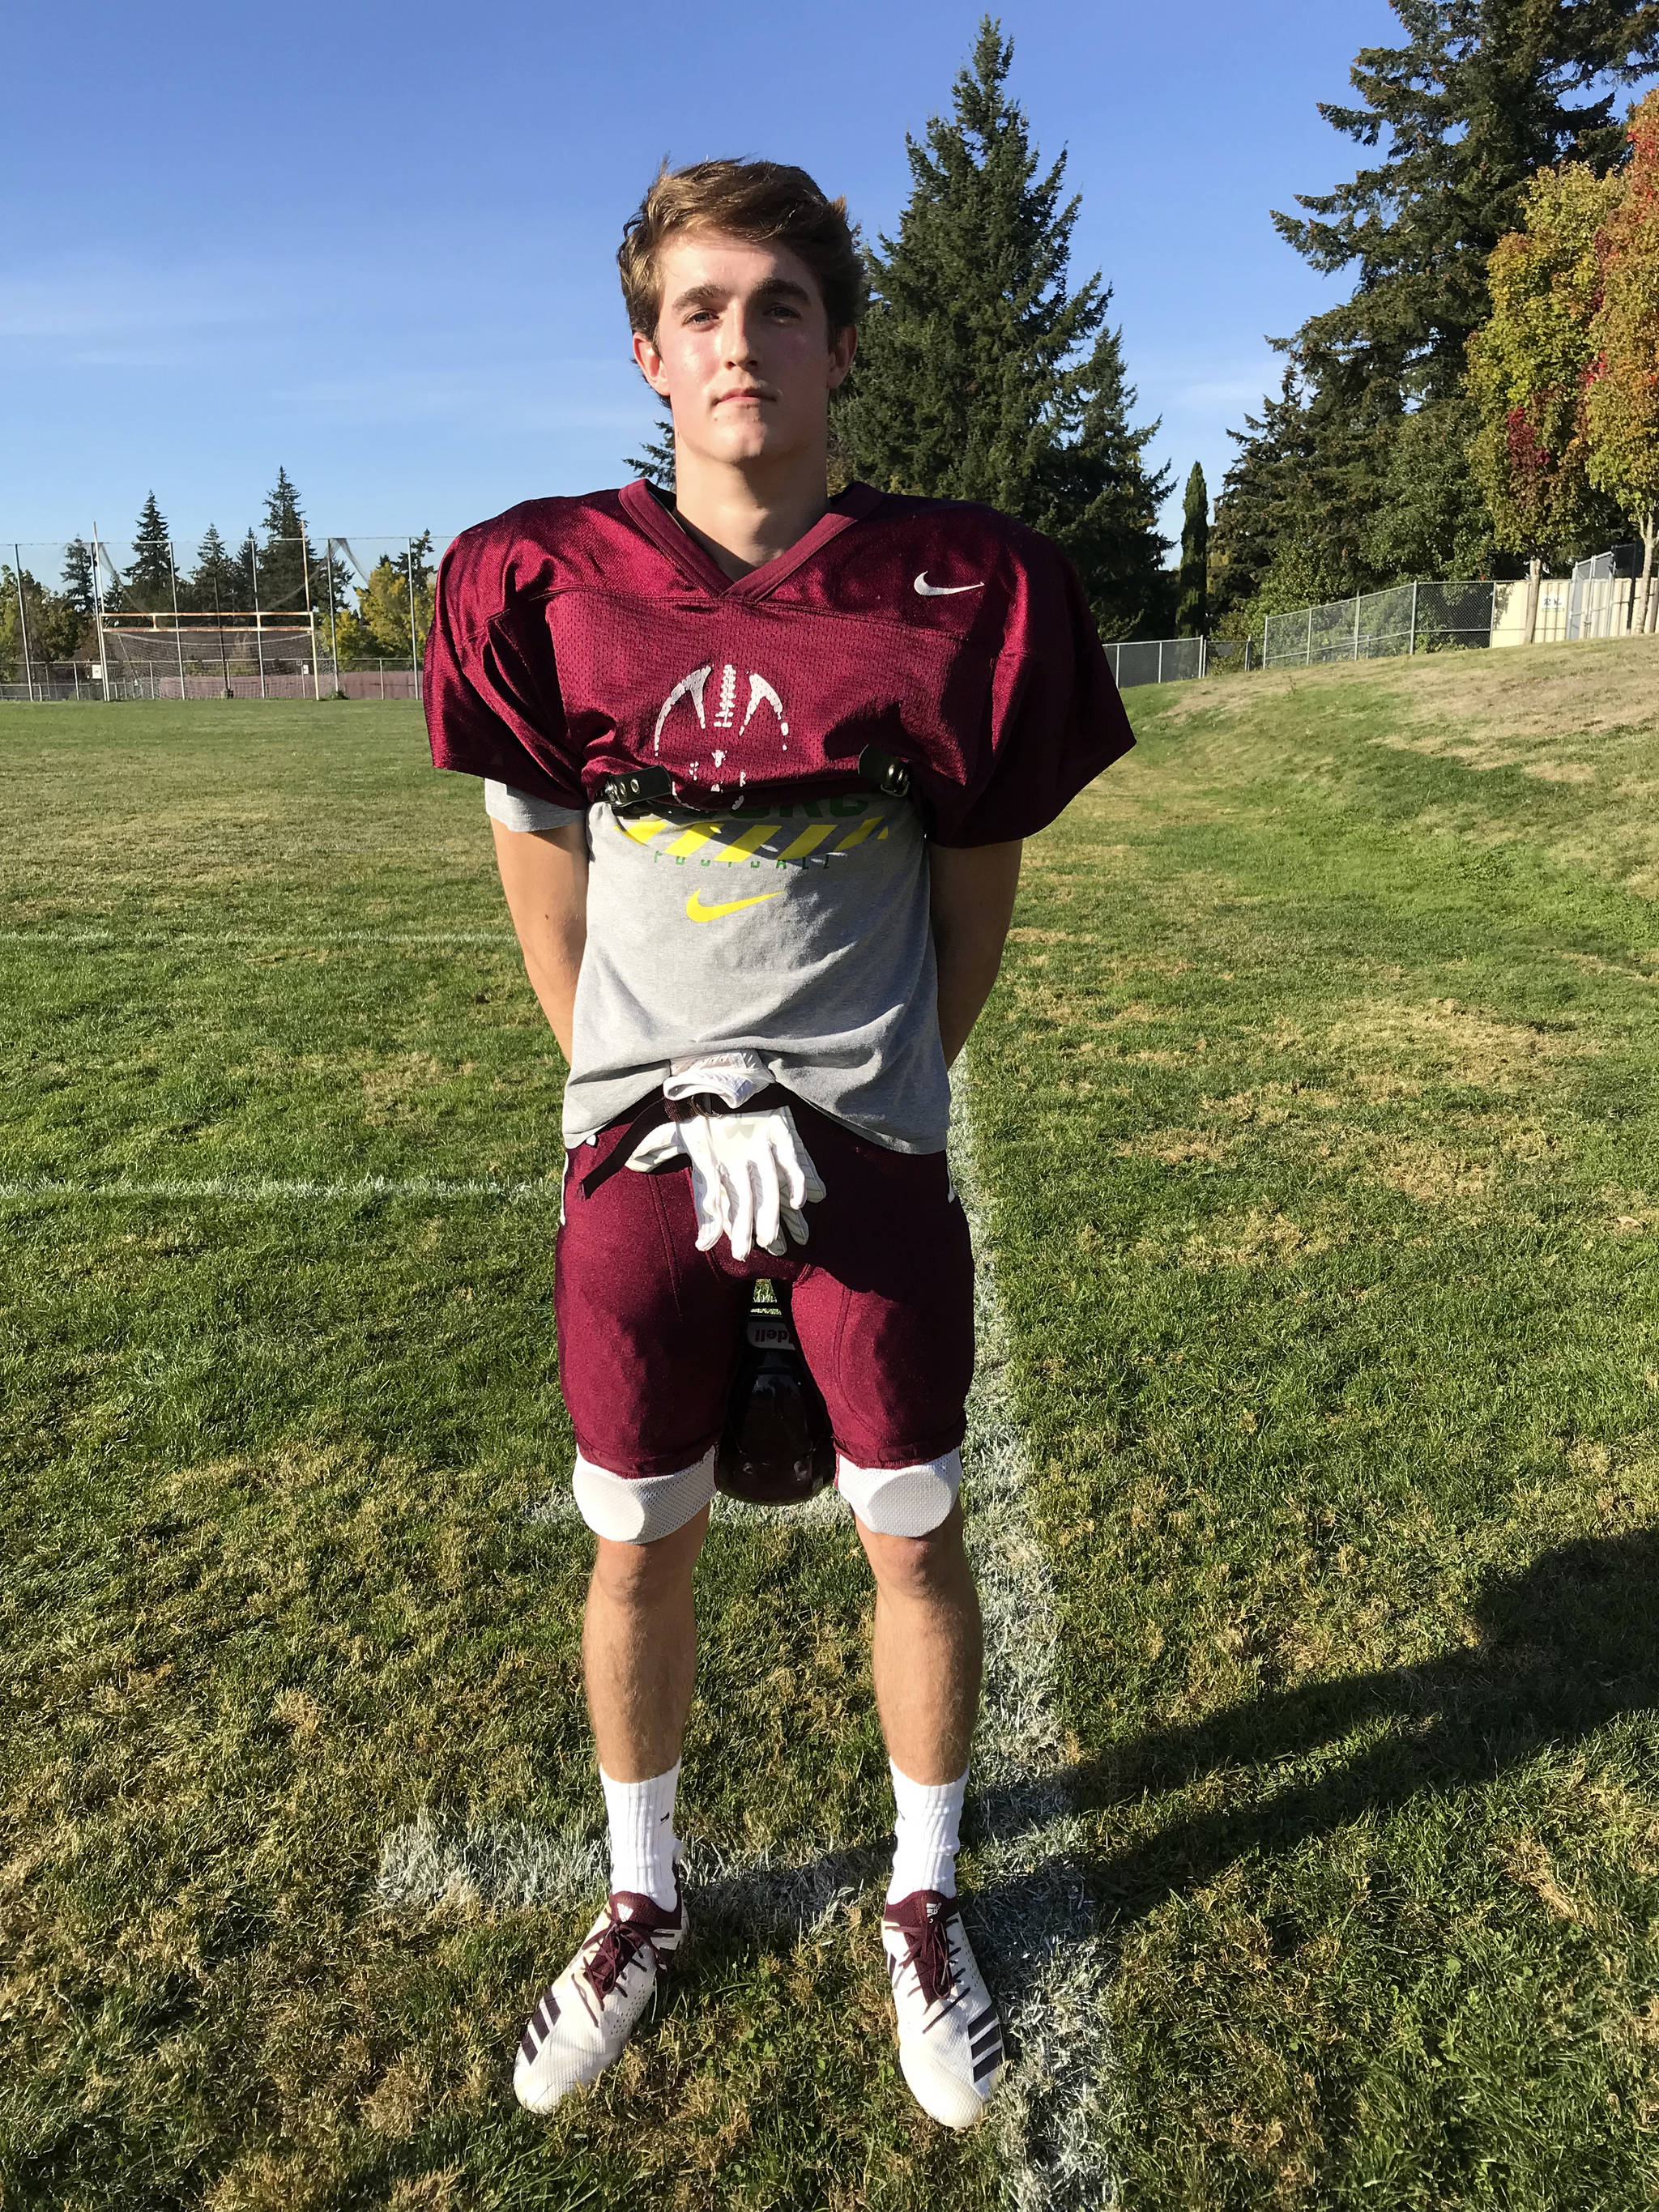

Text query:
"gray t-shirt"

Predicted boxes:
[[484, 780, 949, 1155]]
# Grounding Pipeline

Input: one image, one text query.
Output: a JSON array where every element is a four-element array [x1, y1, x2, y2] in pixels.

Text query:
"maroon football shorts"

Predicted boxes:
[[554, 1096, 975, 1478]]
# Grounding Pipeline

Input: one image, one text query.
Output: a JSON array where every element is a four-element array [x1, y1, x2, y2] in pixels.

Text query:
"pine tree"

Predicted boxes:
[[1175, 464, 1209, 635], [126, 492, 175, 610], [61, 539, 96, 616], [1219, 0, 1659, 596], [257, 467, 312, 612], [1282, 2, 1656, 408], [186, 526, 240, 616], [1209, 370, 1330, 625], [835, 18, 1169, 634], [627, 414, 676, 491]]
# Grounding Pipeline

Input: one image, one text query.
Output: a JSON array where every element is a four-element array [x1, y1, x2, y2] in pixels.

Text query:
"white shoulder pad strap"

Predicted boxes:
[[837, 1450, 961, 1536], [572, 1447, 716, 1543]]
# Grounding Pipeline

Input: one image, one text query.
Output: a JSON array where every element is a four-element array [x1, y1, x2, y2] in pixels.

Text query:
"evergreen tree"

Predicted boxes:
[[126, 492, 175, 610], [1209, 370, 1333, 626], [186, 526, 240, 616], [627, 414, 676, 491], [835, 18, 1170, 634], [61, 539, 96, 616], [1283, 2, 1655, 408], [262, 465, 305, 539], [1218, 0, 1659, 599], [242, 531, 272, 615], [1175, 463, 1209, 634], [1358, 390, 1503, 582], [53, 540, 100, 659], [257, 467, 312, 612]]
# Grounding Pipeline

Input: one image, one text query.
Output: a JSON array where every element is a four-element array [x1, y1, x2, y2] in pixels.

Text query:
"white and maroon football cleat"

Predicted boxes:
[[881, 1890, 1005, 2129], [514, 1881, 687, 2115]]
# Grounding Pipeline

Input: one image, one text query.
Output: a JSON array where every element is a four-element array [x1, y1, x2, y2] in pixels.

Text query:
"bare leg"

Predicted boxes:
[[582, 1504, 710, 1781], [855, 1501, 983, 1782]]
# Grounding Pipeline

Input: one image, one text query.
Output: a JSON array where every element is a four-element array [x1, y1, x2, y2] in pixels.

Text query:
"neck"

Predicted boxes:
[[669, 437, 831, 580]]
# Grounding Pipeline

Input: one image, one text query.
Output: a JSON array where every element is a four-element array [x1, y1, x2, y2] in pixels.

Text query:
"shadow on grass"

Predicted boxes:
[[1064, 1529, 1659, 1920]]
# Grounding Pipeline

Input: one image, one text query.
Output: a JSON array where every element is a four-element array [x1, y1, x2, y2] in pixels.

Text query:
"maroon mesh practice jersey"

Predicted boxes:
[[423, 479, 1132, 846]]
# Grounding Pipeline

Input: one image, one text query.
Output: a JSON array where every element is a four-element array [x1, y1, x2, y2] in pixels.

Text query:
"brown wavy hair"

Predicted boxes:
[[618, 159, 864, 340]]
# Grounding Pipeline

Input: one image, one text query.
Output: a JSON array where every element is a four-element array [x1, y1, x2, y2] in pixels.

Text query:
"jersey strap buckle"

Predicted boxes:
[[601, 750, 911, 816], [601, 765, 678, 814]]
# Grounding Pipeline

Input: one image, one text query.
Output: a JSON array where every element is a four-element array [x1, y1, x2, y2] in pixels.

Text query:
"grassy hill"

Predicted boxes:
[[971, 633, 1659, 2206], [2, 637, 1657, 2210]]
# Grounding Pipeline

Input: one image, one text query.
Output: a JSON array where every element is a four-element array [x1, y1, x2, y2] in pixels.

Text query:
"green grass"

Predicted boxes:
[[972, 637, 1659, 2207], [3, 644, 1659, 2209], [1, 705, 991, 2212]]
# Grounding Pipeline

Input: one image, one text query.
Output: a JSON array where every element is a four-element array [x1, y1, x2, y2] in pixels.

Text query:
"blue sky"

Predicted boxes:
[[2, 0, 1404, 560]]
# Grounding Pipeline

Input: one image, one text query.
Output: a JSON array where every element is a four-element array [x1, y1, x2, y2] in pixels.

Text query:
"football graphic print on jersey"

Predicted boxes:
[[652, 663, 791, 795]]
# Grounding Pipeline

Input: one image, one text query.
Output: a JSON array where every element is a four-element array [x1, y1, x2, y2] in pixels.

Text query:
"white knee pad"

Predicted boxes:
[[572, 1447, 717, 1543], [836, 1449, 961, 1536]]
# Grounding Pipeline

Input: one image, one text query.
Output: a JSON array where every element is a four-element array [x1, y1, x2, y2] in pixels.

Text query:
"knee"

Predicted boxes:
[[858, 1502, 970, 1605], [837, 1447, 961, 1540], [591, 1507, 708, 1606]]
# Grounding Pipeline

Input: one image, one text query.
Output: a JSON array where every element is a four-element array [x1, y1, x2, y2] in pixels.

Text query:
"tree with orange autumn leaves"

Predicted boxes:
[[1586, 89, 1659, 631], [1469, 90, 1659, 639]]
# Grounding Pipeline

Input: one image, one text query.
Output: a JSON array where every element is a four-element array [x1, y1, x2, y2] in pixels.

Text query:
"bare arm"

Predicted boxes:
[[490, 817, 589, 1063], [929, 839, 1024, 1068]]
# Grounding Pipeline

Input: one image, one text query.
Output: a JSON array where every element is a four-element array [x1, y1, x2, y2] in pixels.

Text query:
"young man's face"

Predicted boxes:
[[633, 230, 855, 472]]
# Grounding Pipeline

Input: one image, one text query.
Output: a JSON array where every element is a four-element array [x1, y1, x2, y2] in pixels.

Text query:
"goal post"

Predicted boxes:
[[0, 529, 430, 699]]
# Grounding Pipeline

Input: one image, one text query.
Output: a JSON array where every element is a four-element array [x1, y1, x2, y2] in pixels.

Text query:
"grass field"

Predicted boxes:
[[2, 639, 1657, 2210]]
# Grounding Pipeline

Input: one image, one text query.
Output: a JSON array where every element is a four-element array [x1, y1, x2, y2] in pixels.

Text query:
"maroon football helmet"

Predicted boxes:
[[715, 1285, 835, 1505]]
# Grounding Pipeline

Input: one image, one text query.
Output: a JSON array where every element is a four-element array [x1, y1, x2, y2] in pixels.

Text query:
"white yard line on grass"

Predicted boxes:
[[0, 1175, 557, 1204], [953, 1078, 1119, 2211], [2, 928, 515, 948], [377, 1078, 1119, 2210]]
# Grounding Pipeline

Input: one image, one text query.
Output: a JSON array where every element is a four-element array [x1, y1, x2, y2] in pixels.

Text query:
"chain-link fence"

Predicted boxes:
[[1567, 543, 1657, 638], [1263, 581, 1497, 669], [0, 532, 433, 701], [1104, 636, 1230, 688]]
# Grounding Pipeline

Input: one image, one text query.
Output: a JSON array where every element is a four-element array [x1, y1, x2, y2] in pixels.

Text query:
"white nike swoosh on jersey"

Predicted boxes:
[[914, 572, 984, 597], [684, 887, 783, 923]]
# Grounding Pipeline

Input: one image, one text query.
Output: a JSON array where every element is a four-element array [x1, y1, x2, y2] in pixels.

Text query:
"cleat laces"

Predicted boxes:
[[578, 1907, 664, 2014], [891, 1899, 966, 2017]]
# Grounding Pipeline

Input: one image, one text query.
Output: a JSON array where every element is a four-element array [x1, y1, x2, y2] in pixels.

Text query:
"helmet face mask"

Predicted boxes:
[[716, 1285, 834, 1505]]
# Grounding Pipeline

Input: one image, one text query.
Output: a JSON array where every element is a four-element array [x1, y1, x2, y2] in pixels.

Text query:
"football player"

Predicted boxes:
[[423, 157, 1132, 2130]]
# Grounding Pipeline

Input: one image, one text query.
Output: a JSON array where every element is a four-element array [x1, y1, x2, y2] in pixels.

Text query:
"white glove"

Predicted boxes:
[[679, 1103, 826, 1260], [623, 1052, 825, 1261], [662, 1049, 774, 1112]]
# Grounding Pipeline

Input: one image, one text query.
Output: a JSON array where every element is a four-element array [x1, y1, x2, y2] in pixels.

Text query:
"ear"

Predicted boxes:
[[826, 324, 857, 392], [633, 328, 672, 399]]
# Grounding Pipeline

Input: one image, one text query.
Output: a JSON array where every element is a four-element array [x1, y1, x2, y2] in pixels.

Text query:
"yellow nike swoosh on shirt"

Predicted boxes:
[[684, 886, 783, 922]]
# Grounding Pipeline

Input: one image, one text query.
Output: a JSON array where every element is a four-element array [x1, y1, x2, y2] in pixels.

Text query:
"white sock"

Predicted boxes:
[[886, 1759, 969, 1903], [599, 1762, 681, 1913]]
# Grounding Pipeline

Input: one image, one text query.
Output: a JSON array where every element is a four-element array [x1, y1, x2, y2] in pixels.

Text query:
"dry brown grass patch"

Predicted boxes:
[[360, 1051, 467, 1110], [1328, 997, 1590, 1089], [1171, 1207, 1336, 1272], [1115, 1128, 1234, 1166], [1378, 633, 1659, 747]]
